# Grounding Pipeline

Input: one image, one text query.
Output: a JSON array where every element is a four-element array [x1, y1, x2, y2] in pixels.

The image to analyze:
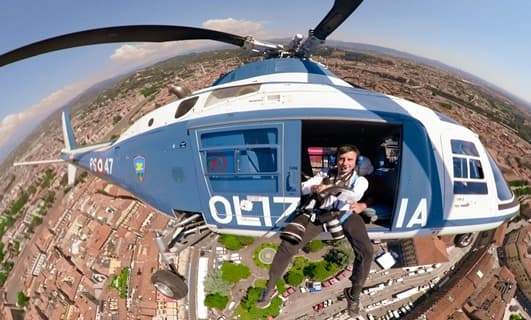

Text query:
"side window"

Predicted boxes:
[[450, 139, 487, 194], [200, 128, 279, 193], [175, 96, 199, 118], [238, 148, 277, 173], [205, 150, 235, 173]]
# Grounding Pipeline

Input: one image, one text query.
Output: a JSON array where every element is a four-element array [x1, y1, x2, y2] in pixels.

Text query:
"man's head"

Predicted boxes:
[[336, 144, 359, 176]]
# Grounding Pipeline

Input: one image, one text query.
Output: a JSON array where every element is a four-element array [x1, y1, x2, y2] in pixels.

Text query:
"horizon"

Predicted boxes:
[[1, 1, 531, 163]]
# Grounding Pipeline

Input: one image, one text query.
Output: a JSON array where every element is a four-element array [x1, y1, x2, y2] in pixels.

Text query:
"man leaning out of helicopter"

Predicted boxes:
[[258, 144, 374, 317]]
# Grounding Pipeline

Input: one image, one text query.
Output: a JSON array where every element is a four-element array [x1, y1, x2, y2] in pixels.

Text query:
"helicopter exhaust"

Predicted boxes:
[[169, 84, 191, 99]]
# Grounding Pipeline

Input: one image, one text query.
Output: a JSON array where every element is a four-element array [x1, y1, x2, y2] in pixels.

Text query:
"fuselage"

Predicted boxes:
[[63, 57, 519, 239]]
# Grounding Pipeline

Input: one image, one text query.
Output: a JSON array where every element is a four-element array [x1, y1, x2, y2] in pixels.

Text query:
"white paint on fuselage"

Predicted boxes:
[[113, 64, 517, 238]]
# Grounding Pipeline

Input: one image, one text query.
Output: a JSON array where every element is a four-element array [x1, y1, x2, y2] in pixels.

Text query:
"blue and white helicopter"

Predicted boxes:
[[1, 0, 519, 299]]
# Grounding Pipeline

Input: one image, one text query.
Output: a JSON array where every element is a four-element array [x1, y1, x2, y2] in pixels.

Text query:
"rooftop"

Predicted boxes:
[[413, 235, 450, 265]]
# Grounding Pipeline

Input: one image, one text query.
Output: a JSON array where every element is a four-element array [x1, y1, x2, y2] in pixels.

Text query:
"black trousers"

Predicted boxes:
[[265, 212, 374, 298]]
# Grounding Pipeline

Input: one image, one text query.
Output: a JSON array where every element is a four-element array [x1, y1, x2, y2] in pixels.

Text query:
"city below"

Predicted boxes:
[[0, 48, 529, 320]]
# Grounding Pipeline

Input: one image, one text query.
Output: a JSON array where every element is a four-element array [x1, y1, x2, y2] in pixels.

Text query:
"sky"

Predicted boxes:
[[0, 0, 530, 161]]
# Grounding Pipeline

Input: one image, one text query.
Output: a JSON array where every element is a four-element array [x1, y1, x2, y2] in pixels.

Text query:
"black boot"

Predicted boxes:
[[344, 287, 360, 316]]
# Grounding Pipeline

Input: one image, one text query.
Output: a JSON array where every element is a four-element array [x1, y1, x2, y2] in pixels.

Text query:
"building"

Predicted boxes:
[[463, 266, 517, 320], [399, 235, 450, 267], [493, 223, 507, 246], [504, 225, 531, 302]]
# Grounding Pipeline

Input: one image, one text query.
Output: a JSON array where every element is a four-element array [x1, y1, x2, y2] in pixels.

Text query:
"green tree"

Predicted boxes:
[[304, 240, 324, 252], [276, 278, 286, 294], [41, 169, 55, 188], [312, 261, 331, 281], [293, 256, 309, 271], [204, 270, 231, 296], [323, 248, 349, 267], [303, 263, 316, 278], [110, 267, 130, 298], [12, 240, 21, 256], [285, 271, 304, 286], [0, 242, 4, 262], [28, 185, 37, 194], [238, 286, 283, 320], [0, 271, 8, 286], [44, 191, 55, 206], [221, 262, 250, 284], [32, 216, 43, 226], [510, 314, 524, 320], [112, 115, 122, 125], [241, 286, 262, 310], [16, 291, 29, 308], [204, 293, 229, 310], [2, 261, 14, 272], [9, 191, 29, 216], [218, 234, 254, 251]]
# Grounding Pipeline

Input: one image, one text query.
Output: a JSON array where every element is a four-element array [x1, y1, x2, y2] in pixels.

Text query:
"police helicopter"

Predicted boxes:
[[1, 0, 519, 300]]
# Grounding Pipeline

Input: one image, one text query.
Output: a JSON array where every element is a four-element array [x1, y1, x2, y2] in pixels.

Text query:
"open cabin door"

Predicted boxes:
[[192, 121, 301, 234]]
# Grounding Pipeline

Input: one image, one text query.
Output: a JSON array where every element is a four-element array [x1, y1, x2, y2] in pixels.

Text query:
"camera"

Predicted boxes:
[[280, 212, 311, 245], [324, 218, 345, 241]]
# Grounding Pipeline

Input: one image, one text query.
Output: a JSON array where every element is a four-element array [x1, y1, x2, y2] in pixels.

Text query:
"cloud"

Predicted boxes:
[[202, 18, 268, 38], [109, 18, 270, 65], [110, 40, 208, 65], [0, 83, 88, 147], [110, 44, 153, 62]]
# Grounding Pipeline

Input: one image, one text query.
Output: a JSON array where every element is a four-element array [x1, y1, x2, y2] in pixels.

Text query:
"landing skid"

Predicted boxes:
[[151, 213, 212, 299]]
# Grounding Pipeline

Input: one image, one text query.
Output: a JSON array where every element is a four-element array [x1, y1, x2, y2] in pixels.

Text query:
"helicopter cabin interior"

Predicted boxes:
[[301, 120, 402, 228]]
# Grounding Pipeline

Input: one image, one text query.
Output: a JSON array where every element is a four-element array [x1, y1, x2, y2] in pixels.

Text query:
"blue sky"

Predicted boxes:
[[0, 0, 530, 160]]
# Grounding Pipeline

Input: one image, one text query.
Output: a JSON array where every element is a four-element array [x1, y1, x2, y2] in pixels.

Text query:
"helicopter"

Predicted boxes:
[[1, 0, 520, 300]]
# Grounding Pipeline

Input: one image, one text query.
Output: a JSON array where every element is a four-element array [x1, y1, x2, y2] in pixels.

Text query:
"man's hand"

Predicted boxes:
[[311, 184, 329, 194], [350, 202, 367, 214]]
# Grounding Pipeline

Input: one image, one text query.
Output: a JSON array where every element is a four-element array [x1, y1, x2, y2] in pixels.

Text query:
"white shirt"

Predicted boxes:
[[301, 169, 369, 211]]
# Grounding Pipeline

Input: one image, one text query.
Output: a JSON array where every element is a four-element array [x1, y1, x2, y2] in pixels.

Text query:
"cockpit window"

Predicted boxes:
[[451, 139, 479, 157], [204, 84, 260, 109], [487, 153, 513, 201], [453, 157, 468, 178], [469, 159, 484, 179], [451, 140, 486, 194]]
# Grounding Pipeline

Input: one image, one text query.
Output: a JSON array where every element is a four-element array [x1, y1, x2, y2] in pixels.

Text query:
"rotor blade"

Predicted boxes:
[[14, 159, 65, 166], [313, 0, 364, 40], [0, 25, 247, 67]]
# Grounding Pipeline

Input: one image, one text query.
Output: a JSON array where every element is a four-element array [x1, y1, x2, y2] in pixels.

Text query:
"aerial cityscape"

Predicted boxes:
[[0, 44, 530, 320]]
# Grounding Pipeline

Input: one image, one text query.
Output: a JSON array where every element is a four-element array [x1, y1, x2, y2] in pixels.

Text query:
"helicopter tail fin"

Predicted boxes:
[[61, 111, 77, 186], [14, 111, 78, 186], [62, 111, 77, 151]]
